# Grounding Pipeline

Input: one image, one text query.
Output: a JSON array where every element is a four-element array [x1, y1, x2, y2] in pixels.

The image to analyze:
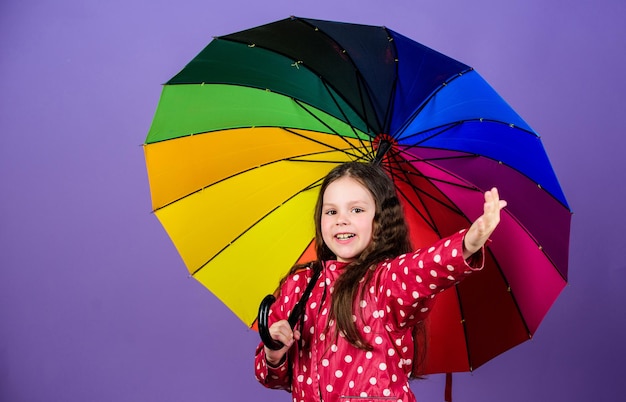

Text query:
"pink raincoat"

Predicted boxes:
[[255, 230, 483, 402]]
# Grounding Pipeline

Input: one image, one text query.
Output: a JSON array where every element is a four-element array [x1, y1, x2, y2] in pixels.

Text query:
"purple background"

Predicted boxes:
[[1, 1, 624, 401]]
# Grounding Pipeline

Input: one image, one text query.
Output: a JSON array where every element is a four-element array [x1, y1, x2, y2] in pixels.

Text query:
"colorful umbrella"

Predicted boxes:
[[144, 16, 571, 375]]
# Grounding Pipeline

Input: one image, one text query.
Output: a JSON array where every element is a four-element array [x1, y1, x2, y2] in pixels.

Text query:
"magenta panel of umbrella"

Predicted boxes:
[[144, 16, 572, 375]]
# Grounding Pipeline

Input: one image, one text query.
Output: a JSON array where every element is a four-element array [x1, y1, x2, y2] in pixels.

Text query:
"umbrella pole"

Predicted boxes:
[[373, 139, 392, 165]]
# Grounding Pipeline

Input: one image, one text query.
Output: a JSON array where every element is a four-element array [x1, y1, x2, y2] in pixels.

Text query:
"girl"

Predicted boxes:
[[254, 162, 506, 402]]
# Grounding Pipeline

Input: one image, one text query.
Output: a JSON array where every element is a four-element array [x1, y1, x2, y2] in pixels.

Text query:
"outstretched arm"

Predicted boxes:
[[463, 188, 507, 259]]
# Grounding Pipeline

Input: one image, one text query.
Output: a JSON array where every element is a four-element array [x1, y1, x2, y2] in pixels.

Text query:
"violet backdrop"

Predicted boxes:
[[1, 0, 625, 401]]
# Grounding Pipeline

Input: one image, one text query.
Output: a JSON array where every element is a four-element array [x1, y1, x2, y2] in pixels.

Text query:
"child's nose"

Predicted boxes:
[[336, 212, 348, 224]]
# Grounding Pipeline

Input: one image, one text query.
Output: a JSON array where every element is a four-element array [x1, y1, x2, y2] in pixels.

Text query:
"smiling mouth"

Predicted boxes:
[[335, 233, 355, 240]]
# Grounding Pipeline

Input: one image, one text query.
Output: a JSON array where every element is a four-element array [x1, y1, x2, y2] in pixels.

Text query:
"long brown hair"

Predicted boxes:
[[313, 162, 412, 350]]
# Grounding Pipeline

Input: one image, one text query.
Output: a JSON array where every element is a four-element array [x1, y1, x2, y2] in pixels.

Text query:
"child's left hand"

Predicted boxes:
[[463, 188, 507, 259]]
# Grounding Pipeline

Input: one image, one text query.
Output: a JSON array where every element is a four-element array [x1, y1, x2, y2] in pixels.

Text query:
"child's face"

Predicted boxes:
[[321, 176, 375, 263]]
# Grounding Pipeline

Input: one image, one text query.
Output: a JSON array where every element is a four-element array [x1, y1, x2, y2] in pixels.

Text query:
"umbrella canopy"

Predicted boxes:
[[144, 16, 571, 375]]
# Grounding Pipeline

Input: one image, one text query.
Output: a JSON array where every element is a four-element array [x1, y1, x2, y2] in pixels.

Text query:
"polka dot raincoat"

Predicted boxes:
[[254, 230, 483, 402]]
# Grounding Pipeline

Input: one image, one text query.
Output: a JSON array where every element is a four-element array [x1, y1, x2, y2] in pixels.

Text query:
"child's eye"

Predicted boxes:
[[325, 210, 336, 215], [352, 207, 364, 213]]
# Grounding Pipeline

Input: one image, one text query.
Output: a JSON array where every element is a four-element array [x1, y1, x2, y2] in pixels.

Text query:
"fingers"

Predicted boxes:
[[270, 320, 296, 347], [463, 188, 507, 259], [264, 320, 295, 366], [482, 188, 507, 230]]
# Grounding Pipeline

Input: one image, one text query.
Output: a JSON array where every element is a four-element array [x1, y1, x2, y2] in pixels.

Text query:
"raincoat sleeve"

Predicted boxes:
[[254, 269, 311, 391], [375, 229, 484, 330]]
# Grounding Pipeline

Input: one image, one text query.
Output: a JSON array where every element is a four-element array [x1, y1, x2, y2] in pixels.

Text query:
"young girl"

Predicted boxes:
[[254, 162, 506, 402]]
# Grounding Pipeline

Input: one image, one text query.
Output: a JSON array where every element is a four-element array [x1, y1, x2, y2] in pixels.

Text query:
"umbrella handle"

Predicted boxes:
[[257, 294, 285, 350], [257, 264, 322, 351]]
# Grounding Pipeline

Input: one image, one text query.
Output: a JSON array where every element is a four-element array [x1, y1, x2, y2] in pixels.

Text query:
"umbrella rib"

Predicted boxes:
[[281, 127, 369, 161], [151, 147, 357, 214], [381, 26, 399, 134], [291, 98, 372, 160], [392, 68, 474, 137], [385, 156, 441, 235], [487, 245, 534, 340], [387, 153, 472, 213], [318, 80, 376, 156], [190, 176, 328, 277]]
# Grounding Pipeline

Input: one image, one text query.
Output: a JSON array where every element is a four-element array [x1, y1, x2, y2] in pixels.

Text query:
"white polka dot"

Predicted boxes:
[[349, 380, 355, 388], [375, 336, 383, 345], [392, 273, 397, 281], [379, 362, 387, 370], [392, 374, 398, 382], [447, 265, 455, 271], [395, 339, 402, 346], [357, 366, 364, 374], [297, 375, 304, 382], [344, 355, 352, 363], [369, 377, 377, 385], [401, 282, 407, 290], [386, 289, 392, 297], [383, 389, 391, 396], [306, 377, 312, 385], [360, 300, 367, 308], [452, 249, 458, 257], [397, 297, 404, 305], [430, 269, 438, 277], [284, 296, 290, 303], [331, 344, 338, 352], [388, 348, 396, 356], [310, 301, 317, 309], [412, 291, 419, 299], [366, 351, 373, 359], [335, 370, 343, 378], [293, 274, 300, 281], [373, 310, 380, 318], [322, 359, 329, 367], [428, 246, 435, 253], [429, 284, 437, 290], [360, 392, 368, 397], [363, 326, 371, 333], [403, 266, 409, 275], [421, 307, 429, 313], [445, 239, 451, 247], [418, 260, 424, 269], [326, 384, 333, 392], [415, 275, 422, 283], [434, 254, 441, 263]]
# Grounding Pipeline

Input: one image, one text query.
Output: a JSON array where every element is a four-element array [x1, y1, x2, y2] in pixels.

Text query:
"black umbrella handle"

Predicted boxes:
[[257, 293, 307, 351], [258, 294, 285, 350], [257, 264, 322, 351]]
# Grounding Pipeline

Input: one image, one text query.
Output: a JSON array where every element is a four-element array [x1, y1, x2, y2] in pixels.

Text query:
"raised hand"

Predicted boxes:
[[463, 188, 507, 259]]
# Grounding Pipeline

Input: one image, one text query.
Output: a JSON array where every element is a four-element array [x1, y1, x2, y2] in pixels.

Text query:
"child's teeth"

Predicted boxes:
[[337, 234, 354, 239]]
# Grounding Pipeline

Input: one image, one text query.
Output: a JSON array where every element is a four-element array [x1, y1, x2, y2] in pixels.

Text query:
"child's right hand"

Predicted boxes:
[[264, 319, 300, 366]]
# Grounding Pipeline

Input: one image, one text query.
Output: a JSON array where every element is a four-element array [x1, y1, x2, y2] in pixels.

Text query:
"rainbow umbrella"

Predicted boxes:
[[144, 17, 571, 375]]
